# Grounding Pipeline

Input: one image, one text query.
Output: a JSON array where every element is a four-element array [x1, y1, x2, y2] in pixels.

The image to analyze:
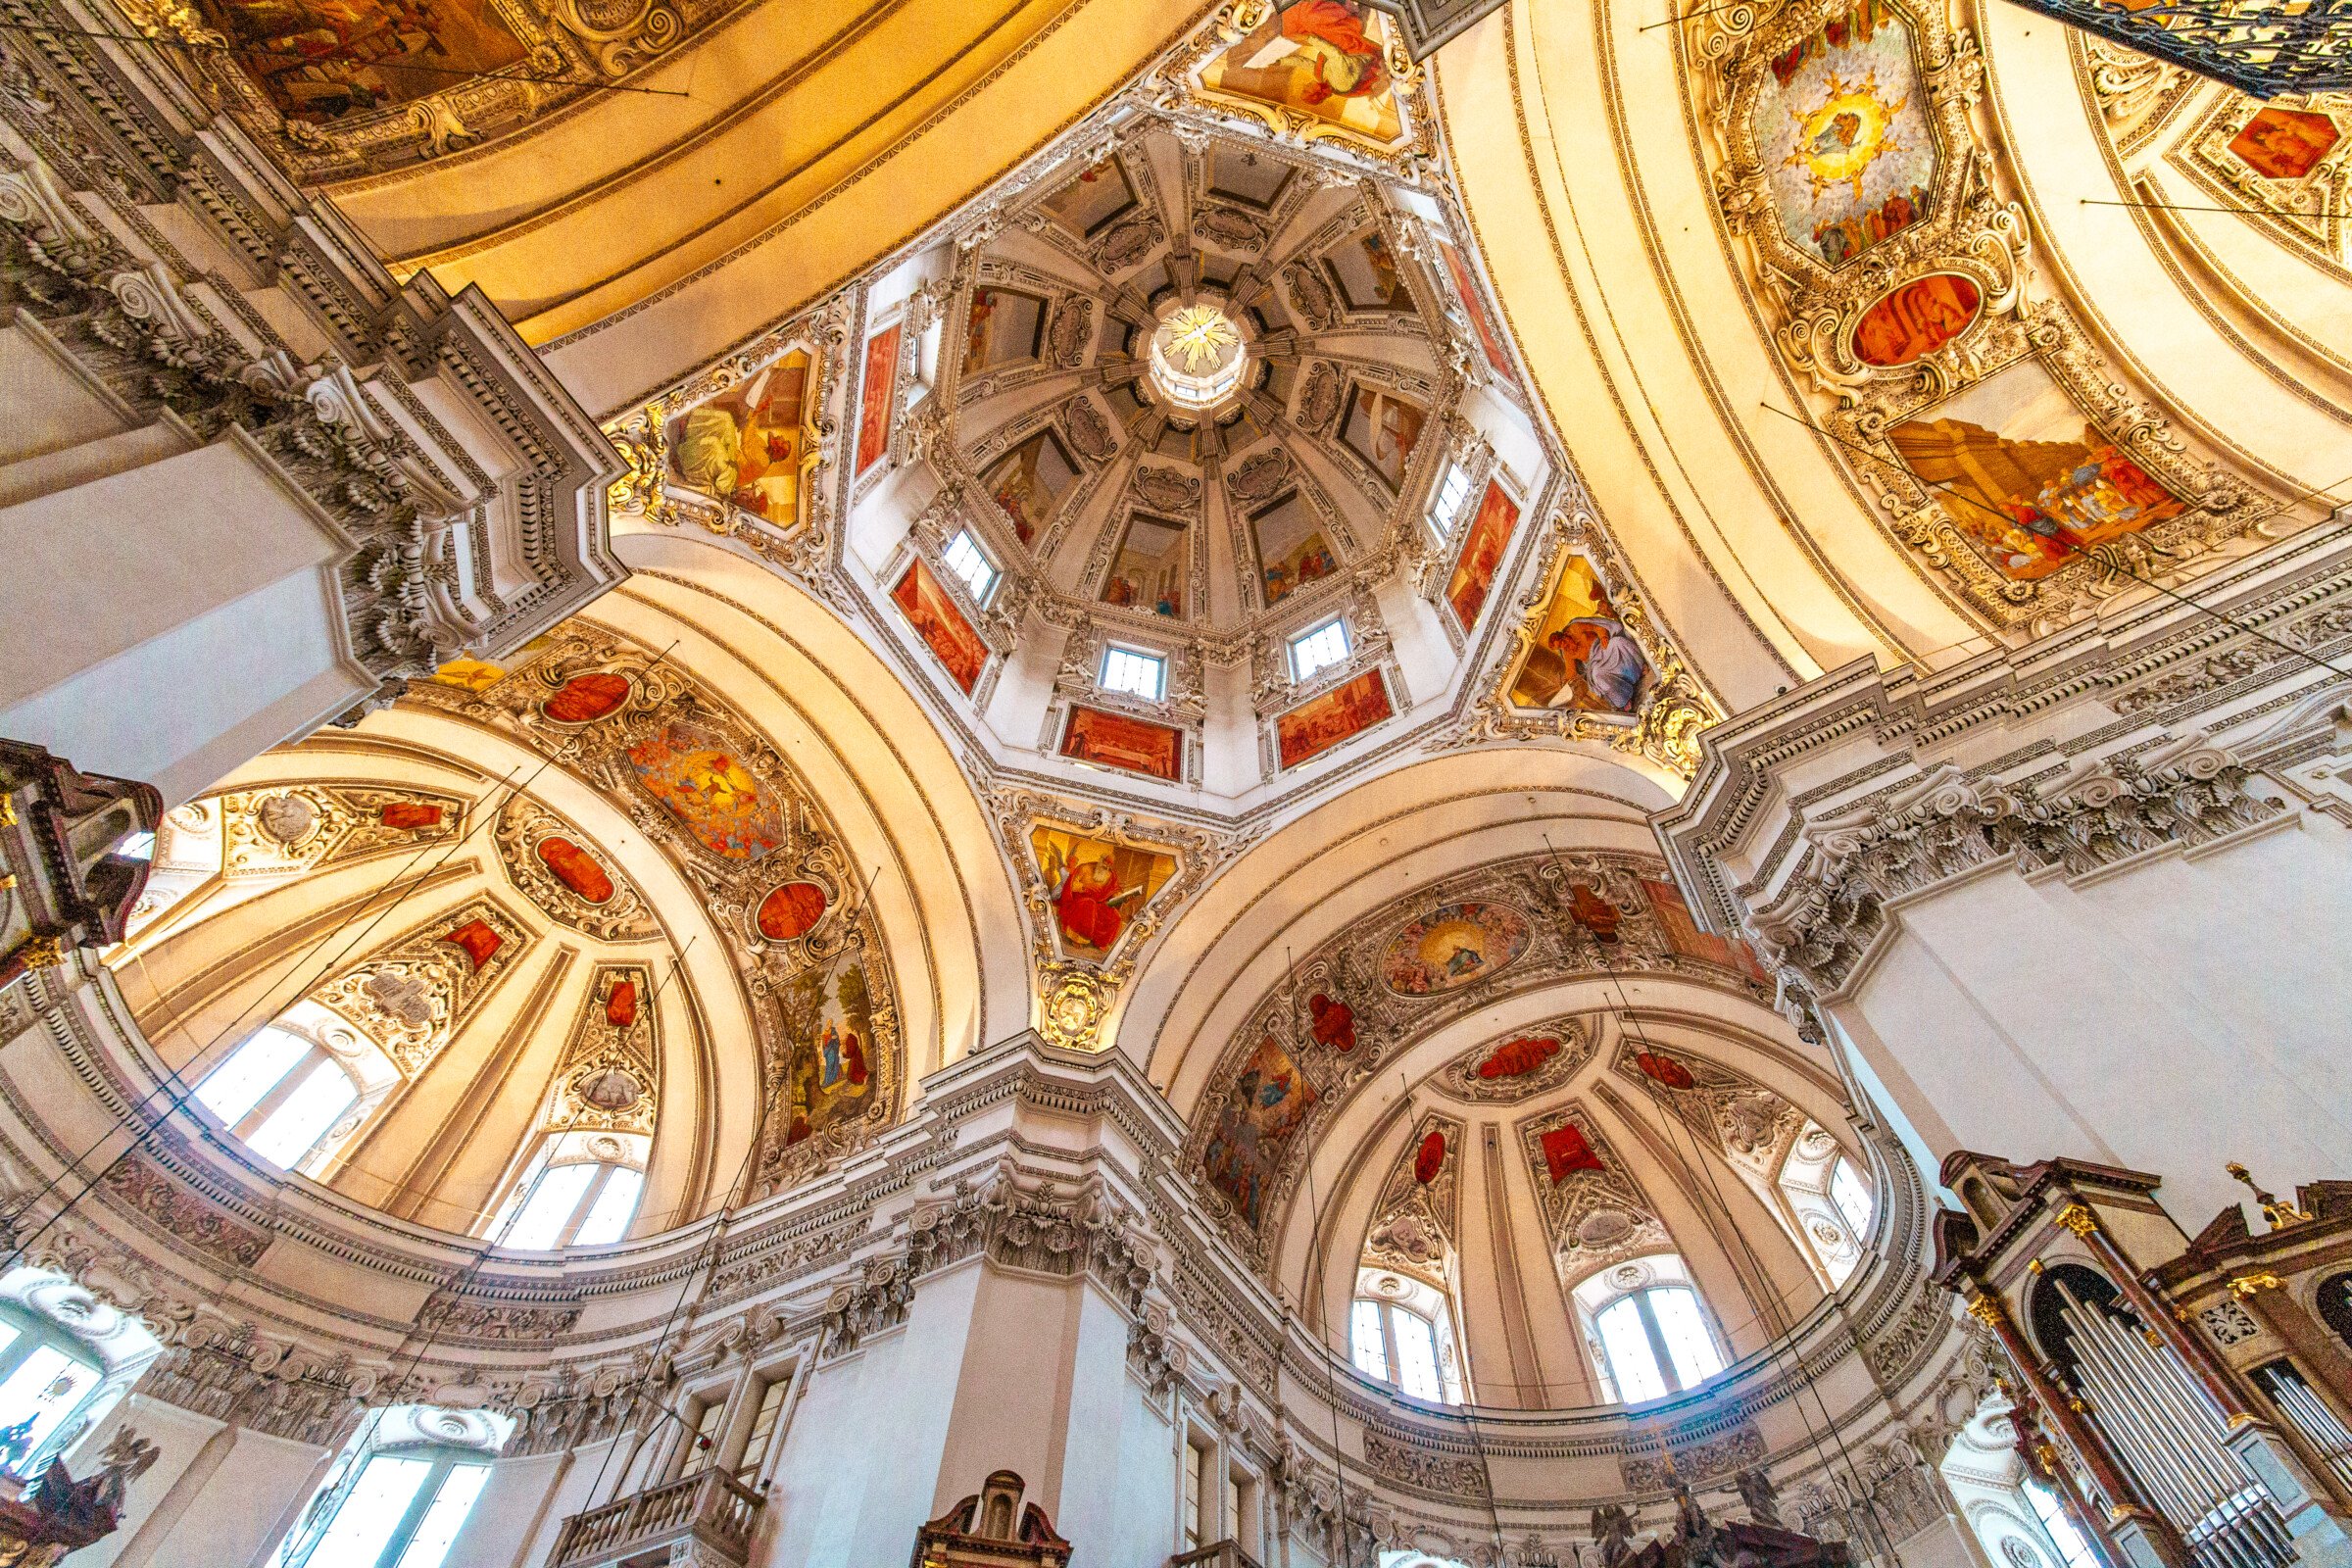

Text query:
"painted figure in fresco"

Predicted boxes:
[[1545, 615, 1645, 713], [1809, 110, 1864, 156], [1040, 840, 1145, 953], [993, 460, 1043, 544], [2230, 108, 2340, 181], [820, 1021, 844, 1088], [199, 0, 525, 122], [1200, 1040, 1316, 1228], [1280, 0, 1389, 104]]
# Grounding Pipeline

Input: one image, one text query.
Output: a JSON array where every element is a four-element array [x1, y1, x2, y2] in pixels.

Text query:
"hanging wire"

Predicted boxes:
[[8, 642, 684, 1269], [1756, 401, 2352, 685], [1541, 833, 1905, 1564]]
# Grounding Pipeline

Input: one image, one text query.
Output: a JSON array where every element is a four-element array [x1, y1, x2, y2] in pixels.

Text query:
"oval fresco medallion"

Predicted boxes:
[[756, 881, 828, 942], [542, 672, 632, 724], [1381, 901, 1531, 996], [536, 836, 614, 905], [1850, 273, 1981, 368]]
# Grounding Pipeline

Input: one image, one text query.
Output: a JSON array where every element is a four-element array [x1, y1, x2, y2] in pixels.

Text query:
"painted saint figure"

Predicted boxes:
[[1544, 616, 1645, 713], [1278, 0, 1389, 104]]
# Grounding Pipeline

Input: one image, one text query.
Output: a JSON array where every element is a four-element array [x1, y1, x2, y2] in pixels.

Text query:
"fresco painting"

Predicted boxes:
[[1477, 1036, 1561, 1080], [442, 917, 504, 971], [1850, 273, 1981, 368], [1634, 1051, 1696, 1089], [1381, 901, 1532, 996], [1886, 360, 2185, 581], [378, 803, 444, 830], [856, 324, 901, 475], [1436, 238, 1518, 384], [2230, 107, 2339, 180], [984, 430, 1082, 545], [1030, 827, 1176, 960], [1102, 514, 1189, 617], [962, 287, 1048, 377], [1339, 384, 1427, 492], [1200, 0, 1404, 144], [541, 672, 632, 724], [756, 882, 828, 942], [891, 559, 990, 694], [1642, 878, 1772, 983], [1540, 1122, 1606, 1182], [1275, 669, 1392, 768], [1307, 992, 1356, 1052], [1327, 228, 1410, 311], [1250, 493, 1339, 606], [1758, 0, 1936, 268], [536, 837, 613, 905], [780, 961, 875, 1148], [1060, 707, 1184, 781], [196, 0, 525, 122], [1414, 1130, 1446, 1183], [1444, 481, 1520, 631], [665, 352, 811, 523], [1508, 556, 1650, 714], [1200, 1033, 1318, 1229], [626, 721, 787, 861]]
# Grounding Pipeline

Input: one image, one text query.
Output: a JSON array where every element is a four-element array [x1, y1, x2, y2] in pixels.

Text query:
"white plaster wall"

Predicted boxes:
[[0, 438, 369, 803], [1840, 816, 2352, 1226]]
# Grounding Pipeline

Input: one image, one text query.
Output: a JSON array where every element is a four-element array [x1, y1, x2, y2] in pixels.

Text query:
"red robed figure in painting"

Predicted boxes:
[[1051, 849, 1139, 952], [1413, 1131, 1446, 1184], [1281, 0, 1388, 103]]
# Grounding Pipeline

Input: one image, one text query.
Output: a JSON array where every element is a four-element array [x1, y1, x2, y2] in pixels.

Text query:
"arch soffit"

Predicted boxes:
[[1270, 975, 1828, 1302], [1128, 746, 1677, 1106], [603, 525, 1030, 1073], [352, 0, 1220, 415]]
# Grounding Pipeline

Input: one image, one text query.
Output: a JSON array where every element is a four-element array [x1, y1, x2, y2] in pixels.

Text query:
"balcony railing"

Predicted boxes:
[[549, 1468, 764, 1568], [1170, 1541, 1266, 1568]]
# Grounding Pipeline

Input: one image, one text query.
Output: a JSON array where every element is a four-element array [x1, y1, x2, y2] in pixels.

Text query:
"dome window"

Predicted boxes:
[[1289, 617, 1351, 683], [942, 528, 1000, 604]]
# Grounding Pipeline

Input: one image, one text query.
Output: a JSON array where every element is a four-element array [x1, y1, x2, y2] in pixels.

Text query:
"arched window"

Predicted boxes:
[[1571, 1255, 1728, 1404], [192, 1003, 399, 1176], [1776, 1122, 1876, 1287], [1348, 1269, 1466, 1405], [487, 1131, 649, 1250], [269, 1404, 512, 1568], [0, 1268, 160, 1478]]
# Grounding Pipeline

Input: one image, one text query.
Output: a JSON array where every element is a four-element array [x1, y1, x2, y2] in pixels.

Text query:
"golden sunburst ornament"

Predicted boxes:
[[1148, 303, 1250, 410], [1163, 305, 1239, 372]]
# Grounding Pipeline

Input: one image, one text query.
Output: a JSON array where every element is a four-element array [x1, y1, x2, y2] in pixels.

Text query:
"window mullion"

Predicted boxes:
[[1379, 1304, 1403, 1395], [557, 1166, 611, 1250], [1638, 1293, 1684, 1394], [371, 1457, 448, 1568], [233, 1047, 327, 1139]]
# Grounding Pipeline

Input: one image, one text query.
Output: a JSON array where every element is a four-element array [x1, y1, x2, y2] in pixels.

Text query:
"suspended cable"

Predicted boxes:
[[8, 642, 684, 1268], [1542, 833, 1902, 1564], [1757, 401, 2352, 685]]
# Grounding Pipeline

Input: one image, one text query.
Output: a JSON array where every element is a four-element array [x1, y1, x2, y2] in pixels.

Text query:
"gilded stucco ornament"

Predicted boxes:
[[114, 0, 728, 178], [1448, 504, 1720, 780], [1697, 0, 2279, 631], [402, 624, 903, 1188]]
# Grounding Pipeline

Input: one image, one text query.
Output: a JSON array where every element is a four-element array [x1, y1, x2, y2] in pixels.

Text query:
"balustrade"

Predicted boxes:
[[549, 1469, 764, 1568]]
